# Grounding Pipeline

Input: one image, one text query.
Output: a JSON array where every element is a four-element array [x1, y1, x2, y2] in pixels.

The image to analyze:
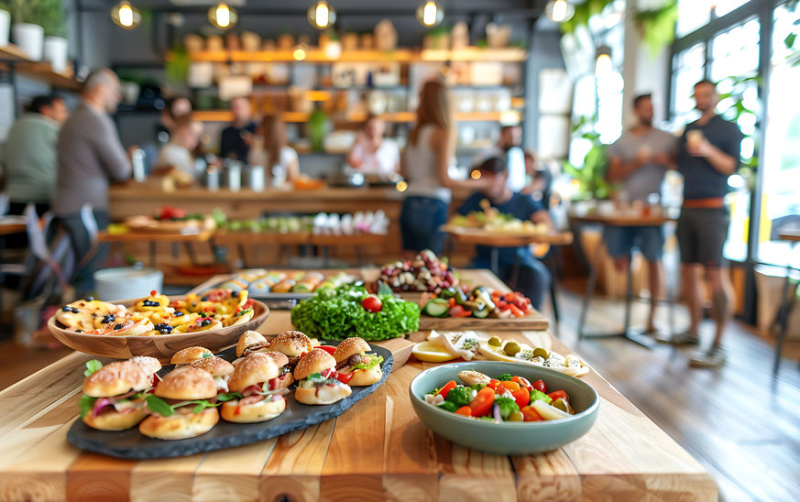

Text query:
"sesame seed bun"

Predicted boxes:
[[293, 349, 336, 381], [139, 407, 218, 440], [190, 356, 234, 378], [129, 356, 162, 376], [220, 395, 286, 423], [154, 366, 217, 400], [258, 351, 289, 368], [228, 353, 280, 392], [332, 337, 370, 364], [270, 331, 313, 357], [348, 366, 382, 386], [83, 361, 150, 397], [236, 331, 269, 358], [82, 402, 147, 431], [170, 347, 213, 366], [294, 381, 352, 405]]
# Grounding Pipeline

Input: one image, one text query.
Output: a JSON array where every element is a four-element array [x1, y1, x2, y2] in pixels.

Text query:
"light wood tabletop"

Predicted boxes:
[[0, 223, 26, 237], [97, 230, 215, 243], [0, 271, 717, 501], [569, 212, 674, 227], [778, 231, 800, 242], [442, 225, 574, 247]]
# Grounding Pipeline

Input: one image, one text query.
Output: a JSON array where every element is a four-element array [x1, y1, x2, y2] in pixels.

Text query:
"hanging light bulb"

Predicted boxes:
[[308, 1, 337, 29], [416, 1, 444, 27], [595, 46, 613, 78], [208, 3, 238, 30], [545, 0, 575, 23], [111, 1, 141, 29]]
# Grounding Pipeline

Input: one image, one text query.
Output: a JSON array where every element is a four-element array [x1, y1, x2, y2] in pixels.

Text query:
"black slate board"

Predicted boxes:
[[67, 341, 393, 459]]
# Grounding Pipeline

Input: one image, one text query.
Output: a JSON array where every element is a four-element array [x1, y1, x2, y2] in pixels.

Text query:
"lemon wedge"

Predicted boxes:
[[412, 341, 458, 363]]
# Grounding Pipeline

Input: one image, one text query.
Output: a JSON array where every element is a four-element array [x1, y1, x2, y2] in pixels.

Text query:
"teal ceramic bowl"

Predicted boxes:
[[409, 361, 599, 455]]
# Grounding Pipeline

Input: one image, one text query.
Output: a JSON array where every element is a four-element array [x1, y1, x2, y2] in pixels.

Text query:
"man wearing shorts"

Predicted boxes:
[[606, 94, 677, 334], [673, 80, 743, 368]]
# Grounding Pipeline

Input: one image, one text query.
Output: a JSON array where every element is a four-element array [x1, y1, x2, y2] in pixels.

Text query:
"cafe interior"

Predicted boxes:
[[0, 0, 799, 500]]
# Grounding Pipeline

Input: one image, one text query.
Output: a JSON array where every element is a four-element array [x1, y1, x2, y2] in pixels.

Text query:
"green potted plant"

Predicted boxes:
[[38, 0, 69, 72], [9, 0, 45, 60], [0, 2, 10, 47]]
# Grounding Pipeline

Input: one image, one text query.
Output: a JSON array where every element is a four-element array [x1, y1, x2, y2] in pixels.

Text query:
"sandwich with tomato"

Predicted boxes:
[[190, 356, 235, 393], [79, 358, 160, 431], [332, 337, 384, 386], [269, 331, 315, 367], [293, 349, 352, 405], [219, 352, 287, 423], [139, 366, 220, 440]]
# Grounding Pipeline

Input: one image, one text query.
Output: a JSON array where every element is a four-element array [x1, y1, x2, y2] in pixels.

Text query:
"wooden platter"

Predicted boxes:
[[67, 342, 393, 459], [442, 224, 574, 247], [417, 311, 549, 331], [569, 212, 674, 227], [47, 299, 270, 361]]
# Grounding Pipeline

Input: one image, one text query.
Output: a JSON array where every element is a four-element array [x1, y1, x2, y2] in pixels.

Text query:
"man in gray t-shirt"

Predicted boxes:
[[605, 94, 678, 334]]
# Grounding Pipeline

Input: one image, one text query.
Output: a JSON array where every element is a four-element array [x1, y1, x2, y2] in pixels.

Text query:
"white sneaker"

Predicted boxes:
[[689, 345, 726, 368]]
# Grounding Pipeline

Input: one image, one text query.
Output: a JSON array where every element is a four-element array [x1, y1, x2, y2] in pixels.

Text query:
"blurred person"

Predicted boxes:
[[219, 96, 256, 161], [456, 157, 553, 310], [2, 95, 68, 216], [400, 80, 491, 257], [55, 68, 132, 294], [155, 115, 201, 178], [471, 124, 526, 192], [347, 115, 400, 178], [605, 93, 678, 334], [670, 80, 743, 368], [248, 115, 299, 184], [160, 96, 193, 134], [520, 150, 552, 207]]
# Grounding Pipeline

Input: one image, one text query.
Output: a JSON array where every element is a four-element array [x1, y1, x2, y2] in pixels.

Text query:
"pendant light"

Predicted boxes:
[[111, 1, 141, 30], [416, 1, 444, 27], [545, 0, 575, 23], [595, 45, 613, 78], [208, 3, 238, 30], [308, 1, 337, 29]]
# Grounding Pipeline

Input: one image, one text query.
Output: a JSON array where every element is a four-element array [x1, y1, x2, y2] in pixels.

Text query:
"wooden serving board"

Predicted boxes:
[[0, 330, 716, 501], [418, 312, 549, 331], [442, 224, 574, 247]]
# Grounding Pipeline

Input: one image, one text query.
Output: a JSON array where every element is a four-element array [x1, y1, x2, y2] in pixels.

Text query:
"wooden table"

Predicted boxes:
[[773, 230, 800, 375], [570, 212, 677, 349], [0, 311, 717, 500], [98, 230, 215, 268]]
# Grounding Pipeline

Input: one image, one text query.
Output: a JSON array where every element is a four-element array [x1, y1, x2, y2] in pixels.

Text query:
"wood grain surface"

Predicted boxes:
[[569, 213, 674, 227], [97, 230, 214, 243], [442, 225, 574, 247], [0, 272, 716, 501]]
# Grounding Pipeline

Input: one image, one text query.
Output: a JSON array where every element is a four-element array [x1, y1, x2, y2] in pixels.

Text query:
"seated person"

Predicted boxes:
[[457, 157, 552, 310], [155, 116, 200, 182], [347, 115, 400, 178], [248, 115, 299, 185]]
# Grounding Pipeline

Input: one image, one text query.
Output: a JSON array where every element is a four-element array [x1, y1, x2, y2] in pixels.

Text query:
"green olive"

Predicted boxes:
[[507, 411, 524, 422], [503, 341, 521, 356], [553, 398, 574, 414], [488, 336, 502, 347], [533, 347, 550, 359]]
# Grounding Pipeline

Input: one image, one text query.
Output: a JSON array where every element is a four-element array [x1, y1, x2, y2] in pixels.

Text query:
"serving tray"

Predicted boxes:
[[67, 341, 392, 459]]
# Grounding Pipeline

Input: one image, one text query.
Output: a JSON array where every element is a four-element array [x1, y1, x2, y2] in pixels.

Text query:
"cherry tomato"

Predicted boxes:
[[469, 387, 496, 417], [511, 376, 532, 391], [336, 371, 354, 384], [548, 390, 568, 402], [487, 379, 500, 391], [520, 405, 544, 422], [361, 295, 383, 313], [511, 387, 530, 408], [455, 406, 472, 417], [448, 305, 472, 317], [438, 380, 457, 399], [532, 380, 547, 393], [318, 345, 336, 355]]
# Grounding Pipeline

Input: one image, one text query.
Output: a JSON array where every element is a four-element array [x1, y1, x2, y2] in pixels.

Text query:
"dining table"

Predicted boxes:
[[0, 270, 717, 501]]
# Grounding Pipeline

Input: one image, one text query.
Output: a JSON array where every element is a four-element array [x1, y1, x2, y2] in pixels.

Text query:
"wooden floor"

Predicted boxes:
[[2, 282, 800, 501]]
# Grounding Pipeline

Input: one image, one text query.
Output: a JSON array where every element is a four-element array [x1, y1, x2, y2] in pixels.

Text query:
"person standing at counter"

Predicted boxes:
[[347, 115, 400, 178], [671, 80, 743, 368], [55, 68, 132, 293], [248, 115, 299, 185], [155, 116, 201, 180], [400, 80, 490, 257], [219, 96, 256, 161], [2, 95, 69, 216], [605, 93, 677, 335]]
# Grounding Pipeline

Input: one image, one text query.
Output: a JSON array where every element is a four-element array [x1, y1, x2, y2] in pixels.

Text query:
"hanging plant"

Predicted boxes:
[[560, 0, 615, 34], [633, 0, 678, 58], [562, 115, 613, 200], [165, 44, 190, 86]]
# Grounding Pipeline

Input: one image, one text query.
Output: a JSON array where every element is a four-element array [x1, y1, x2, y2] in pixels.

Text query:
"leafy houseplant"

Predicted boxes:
[[633, 0, 678, 58], [562, 116, 613, 200]]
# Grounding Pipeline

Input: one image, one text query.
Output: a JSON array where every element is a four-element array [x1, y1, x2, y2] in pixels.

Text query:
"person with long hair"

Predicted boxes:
[[248, 114, 299, 185], [400, 80, 489, 257]]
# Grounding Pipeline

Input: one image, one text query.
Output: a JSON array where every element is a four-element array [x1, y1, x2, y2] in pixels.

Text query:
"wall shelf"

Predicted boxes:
[[0, 45, 81, 92], [184, 47, 527, 64], [192, 110, 520, 124]]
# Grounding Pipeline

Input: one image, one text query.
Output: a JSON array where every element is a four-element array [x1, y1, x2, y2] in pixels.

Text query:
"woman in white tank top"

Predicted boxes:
[[400, 80, 491, 257]]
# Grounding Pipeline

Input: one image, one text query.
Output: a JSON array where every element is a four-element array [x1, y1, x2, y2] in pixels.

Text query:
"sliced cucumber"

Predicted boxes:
[[423, 298, 451, 317], [472, 306, 490, 319]]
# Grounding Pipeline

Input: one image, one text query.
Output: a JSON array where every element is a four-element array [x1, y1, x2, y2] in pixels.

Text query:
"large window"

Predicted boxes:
[[670, 43, 706, 126]]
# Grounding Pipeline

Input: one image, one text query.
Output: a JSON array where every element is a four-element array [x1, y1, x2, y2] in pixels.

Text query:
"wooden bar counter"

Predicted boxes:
[[0, 270, 716, 501]]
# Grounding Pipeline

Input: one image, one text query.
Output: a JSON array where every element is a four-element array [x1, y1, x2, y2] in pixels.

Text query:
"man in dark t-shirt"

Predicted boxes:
[[457, 157, 552, 310], [669, 80, 743, 368], [219, 96, 256, 161]]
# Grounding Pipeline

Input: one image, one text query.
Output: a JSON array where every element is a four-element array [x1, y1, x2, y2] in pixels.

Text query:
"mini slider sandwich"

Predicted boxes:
[[191, 356, 235, 393], [170, 346, 213, 366], [139, 366, 220, 440], [236, 330, 270, 359], [293, 349, 352, 405], [220, 353, 287, 423], [269, 331, 315, 367], [79, 357, 161, 431], [332, 337, 384, 386]]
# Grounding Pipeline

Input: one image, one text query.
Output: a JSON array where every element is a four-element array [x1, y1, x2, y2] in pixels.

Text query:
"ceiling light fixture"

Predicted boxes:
[[308, 1, 336, 29], [111, 1, 141, 29], [416, 1, 444, 27], [545, 0, 575, 23], [208, 2, 238, 30]]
